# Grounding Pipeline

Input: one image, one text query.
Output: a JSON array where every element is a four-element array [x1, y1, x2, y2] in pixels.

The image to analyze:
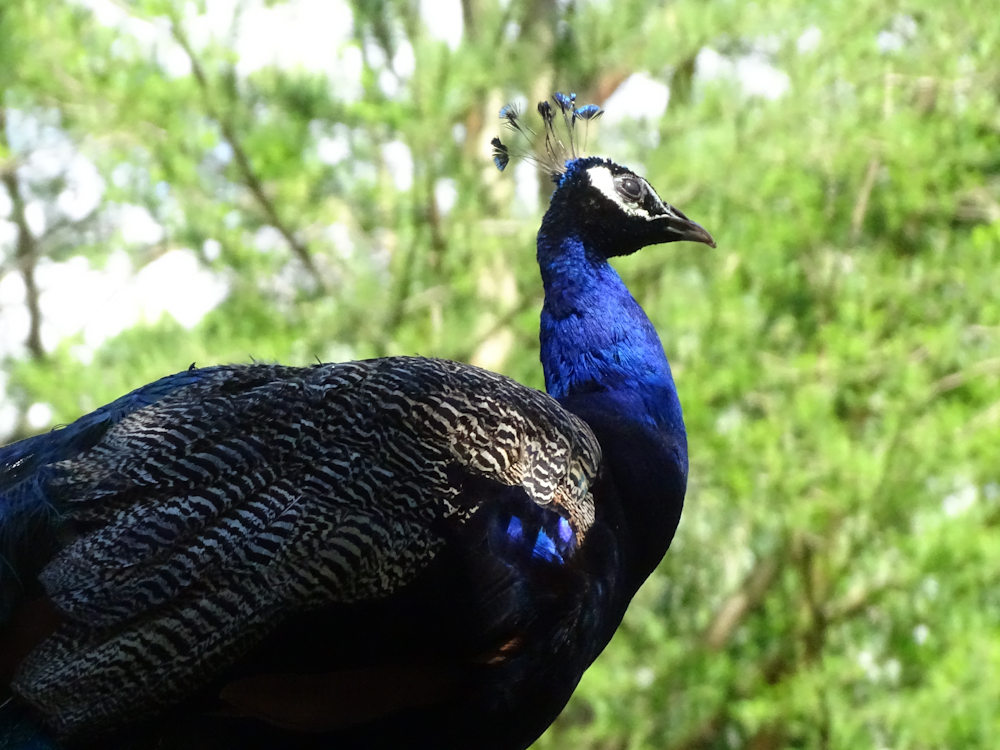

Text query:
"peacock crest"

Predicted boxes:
[[491, 92, 604, 183]]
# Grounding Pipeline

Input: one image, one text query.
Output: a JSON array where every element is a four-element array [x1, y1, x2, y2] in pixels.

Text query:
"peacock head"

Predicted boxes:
[[492, 93, 715, 258]]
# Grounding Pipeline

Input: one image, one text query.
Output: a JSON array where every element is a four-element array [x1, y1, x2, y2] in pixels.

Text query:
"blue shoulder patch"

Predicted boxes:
[[505, 516, 525, 545], [501, 511, 577, 566], [531, 529, 563, 564]]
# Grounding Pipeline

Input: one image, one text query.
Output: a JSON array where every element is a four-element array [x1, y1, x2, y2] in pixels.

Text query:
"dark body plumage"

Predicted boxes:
[[0, 99, 714, 750]]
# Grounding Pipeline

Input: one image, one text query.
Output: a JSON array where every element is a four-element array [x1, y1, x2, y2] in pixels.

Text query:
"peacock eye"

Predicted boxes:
[[616, 176, 643, 201]]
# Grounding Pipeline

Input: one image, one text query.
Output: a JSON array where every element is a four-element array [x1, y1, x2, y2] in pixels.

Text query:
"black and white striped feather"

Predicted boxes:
[[5, 357, 599, 738]]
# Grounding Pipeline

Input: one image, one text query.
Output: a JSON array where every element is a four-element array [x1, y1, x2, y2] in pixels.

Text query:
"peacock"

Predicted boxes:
[[0, 93, 715, 750]]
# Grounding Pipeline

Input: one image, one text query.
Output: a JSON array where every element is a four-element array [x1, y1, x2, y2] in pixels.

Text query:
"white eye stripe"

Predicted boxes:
[[585, 165, 662, 221], [586, 166, 628, 207]]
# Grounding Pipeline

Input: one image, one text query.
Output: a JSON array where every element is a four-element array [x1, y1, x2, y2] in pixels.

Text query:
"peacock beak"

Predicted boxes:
[[676, 219, 716, 248], [651, 199, 716, 248], [660, 214, 716, 248]]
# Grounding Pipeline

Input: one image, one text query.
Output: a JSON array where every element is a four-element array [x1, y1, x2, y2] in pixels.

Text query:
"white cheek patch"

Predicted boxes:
[[585, 165, 659, 221], [586, 165, 623, 205]]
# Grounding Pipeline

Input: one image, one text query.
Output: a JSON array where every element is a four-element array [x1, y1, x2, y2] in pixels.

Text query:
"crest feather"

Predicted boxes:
[[491, 92, 604, 183]]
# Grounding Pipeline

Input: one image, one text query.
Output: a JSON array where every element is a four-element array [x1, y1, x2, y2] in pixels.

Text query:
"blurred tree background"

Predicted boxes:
[[2, 0, 999, 747]]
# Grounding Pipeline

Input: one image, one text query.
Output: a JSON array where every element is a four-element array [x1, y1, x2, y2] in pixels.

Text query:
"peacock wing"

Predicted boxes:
[[8, 357, 600, 739]]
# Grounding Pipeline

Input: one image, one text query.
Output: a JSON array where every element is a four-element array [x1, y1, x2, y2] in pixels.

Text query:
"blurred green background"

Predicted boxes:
[[2, 0, 999, 747]]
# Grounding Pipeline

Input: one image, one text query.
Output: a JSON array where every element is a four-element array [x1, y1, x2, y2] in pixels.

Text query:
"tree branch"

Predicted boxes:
[[0, 110, 45, 362], [850, 157, 880, 242], [825, 577, 902, 623], [168, 20, 325, 291], [454, 294, 540, 364], [703, 550, 782, 650]]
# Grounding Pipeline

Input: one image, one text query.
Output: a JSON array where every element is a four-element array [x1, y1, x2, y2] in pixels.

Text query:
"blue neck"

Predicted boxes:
[[538, 233, 684, 437]]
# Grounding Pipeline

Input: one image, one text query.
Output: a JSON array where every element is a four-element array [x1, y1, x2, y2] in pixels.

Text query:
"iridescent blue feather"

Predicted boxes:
[[491, 92, 604, 181]]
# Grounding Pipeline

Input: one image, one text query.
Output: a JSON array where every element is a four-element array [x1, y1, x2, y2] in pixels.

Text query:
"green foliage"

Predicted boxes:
[[2, 0, 999, 747]]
